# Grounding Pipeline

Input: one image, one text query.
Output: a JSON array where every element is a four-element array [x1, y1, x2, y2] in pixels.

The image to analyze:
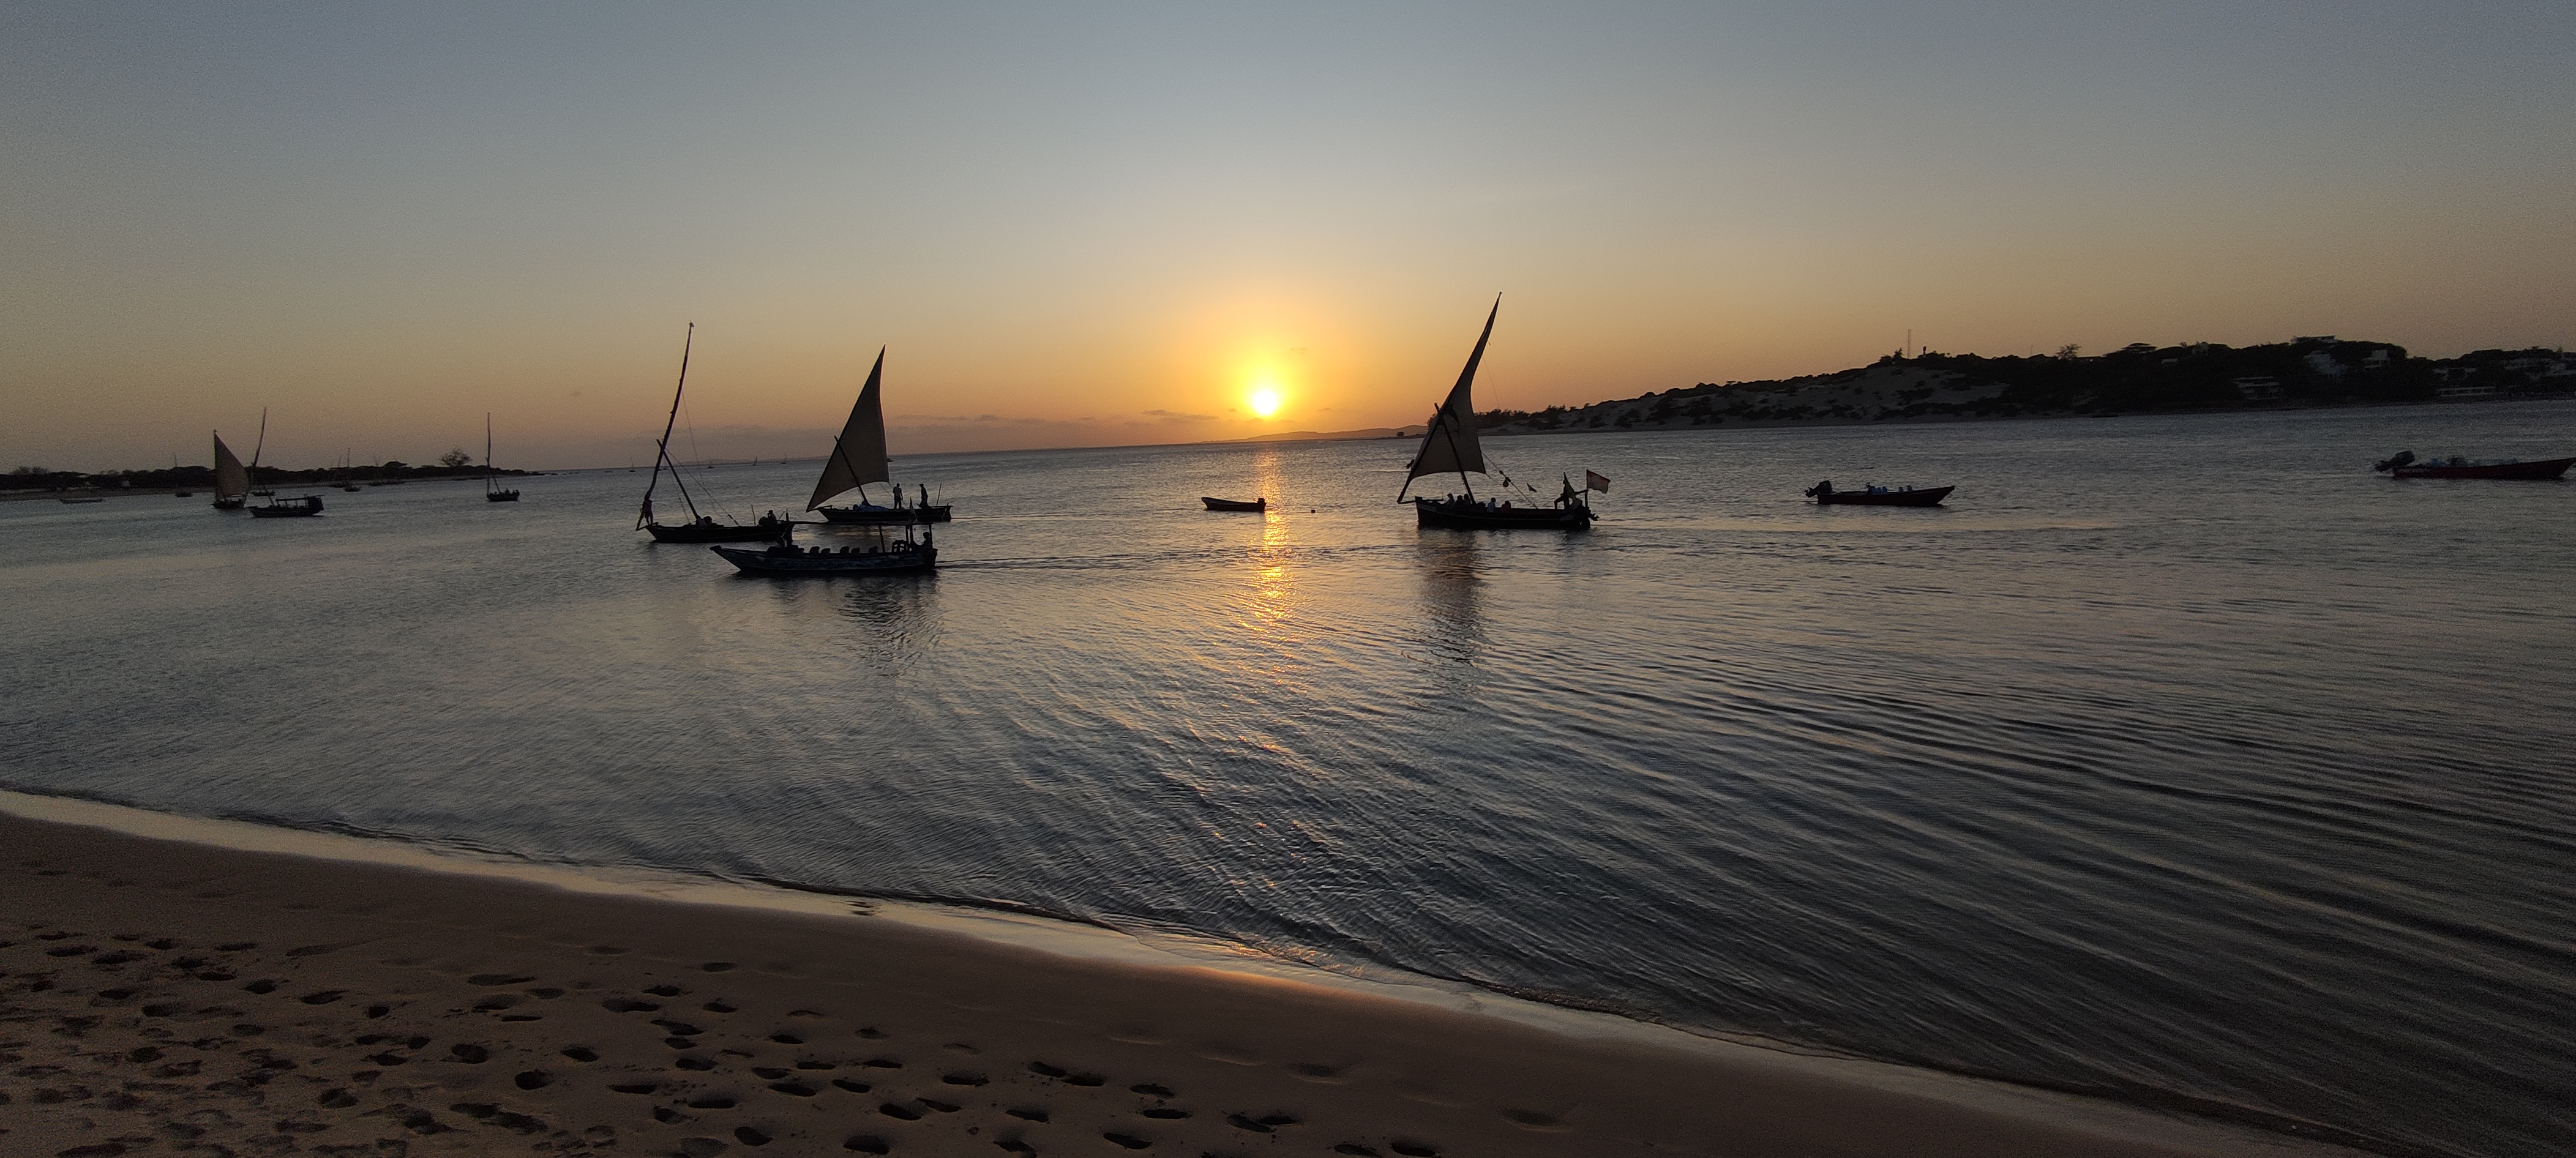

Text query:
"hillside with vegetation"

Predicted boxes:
[[1478, 338, 2574, 435]]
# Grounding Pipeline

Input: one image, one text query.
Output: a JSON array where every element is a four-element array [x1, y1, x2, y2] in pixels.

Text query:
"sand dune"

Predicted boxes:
[[0, 807, 2361, 1158]]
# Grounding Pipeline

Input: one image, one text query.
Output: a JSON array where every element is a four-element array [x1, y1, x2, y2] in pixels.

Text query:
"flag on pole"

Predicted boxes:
[[1584, 470, 1611, 493]]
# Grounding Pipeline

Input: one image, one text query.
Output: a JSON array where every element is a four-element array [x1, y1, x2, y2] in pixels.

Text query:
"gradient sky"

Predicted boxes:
[[6, 2, 2572, 471]]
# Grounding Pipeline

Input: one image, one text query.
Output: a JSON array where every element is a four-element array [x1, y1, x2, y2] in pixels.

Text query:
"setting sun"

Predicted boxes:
[[1248, 386, 1281, 419]]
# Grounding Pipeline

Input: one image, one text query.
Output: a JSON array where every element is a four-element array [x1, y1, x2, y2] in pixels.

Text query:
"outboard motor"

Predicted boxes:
[[2372, 450, 2416, 473]]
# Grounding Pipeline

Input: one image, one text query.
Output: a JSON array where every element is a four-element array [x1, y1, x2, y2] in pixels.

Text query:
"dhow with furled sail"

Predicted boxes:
[[811, 349, 951, 525], [635, 324, 791, 543], [1399, 299, 1601, 529]]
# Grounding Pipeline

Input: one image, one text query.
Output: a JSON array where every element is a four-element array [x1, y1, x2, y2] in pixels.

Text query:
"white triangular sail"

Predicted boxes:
[[807, 348, 892, 511], [1404, 299, 1497, 487], [212, 433, 250, 501]]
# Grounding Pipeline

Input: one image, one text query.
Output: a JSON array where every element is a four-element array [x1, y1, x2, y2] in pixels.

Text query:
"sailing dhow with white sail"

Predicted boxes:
[[811, 348, 950, 525], [210, 432, 250, 510], [1398, 299, 1599, 530]]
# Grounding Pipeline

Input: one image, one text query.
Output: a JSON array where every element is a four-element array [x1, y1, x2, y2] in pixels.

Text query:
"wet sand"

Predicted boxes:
[[0, 808, 2360, 1158]]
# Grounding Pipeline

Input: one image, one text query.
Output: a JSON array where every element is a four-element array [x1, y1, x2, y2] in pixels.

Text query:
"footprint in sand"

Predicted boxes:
[[676, 1056, 716, 1071], [560, 1047, 598, 1063], [703, 1001, 737, 1013], [515, 1070, 551, 1090], [829, 1078, 871, 1094], [844, 1136, 890, 1154], [601, 998, 661, 1012], [733, 1126, 771, 1146], [449, 1044, 490, 1064], [645, 984, 684, 996], [702, 962, 735, 972]]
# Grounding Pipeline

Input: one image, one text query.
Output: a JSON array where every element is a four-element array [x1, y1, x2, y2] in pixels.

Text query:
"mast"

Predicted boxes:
[[249, 408, 268, 493], [638, 323, 699, 528]]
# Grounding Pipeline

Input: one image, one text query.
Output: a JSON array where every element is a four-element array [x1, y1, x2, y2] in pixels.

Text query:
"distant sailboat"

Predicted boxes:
[[1398, 299, 1597, 530], [811, 348, 951, 525], [211, 431, 250, 510], [636, 324, 789, 543], [484, 414, 520, 502]]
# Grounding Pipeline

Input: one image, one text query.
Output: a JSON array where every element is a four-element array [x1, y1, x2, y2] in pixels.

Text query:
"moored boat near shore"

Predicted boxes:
[[1807, 480, 1955, 506], [2372, 450, 2574, 479]]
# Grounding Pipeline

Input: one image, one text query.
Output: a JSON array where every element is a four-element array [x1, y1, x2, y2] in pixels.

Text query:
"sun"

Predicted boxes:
[[1248, 386, 1281, 418]]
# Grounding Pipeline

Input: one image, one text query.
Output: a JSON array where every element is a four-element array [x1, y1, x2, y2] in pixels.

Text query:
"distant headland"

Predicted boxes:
[[1474, 337, 2572, 436]]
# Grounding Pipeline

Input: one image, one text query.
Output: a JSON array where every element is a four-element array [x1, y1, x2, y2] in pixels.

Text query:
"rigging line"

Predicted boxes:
[[676, 391, 739, 523]]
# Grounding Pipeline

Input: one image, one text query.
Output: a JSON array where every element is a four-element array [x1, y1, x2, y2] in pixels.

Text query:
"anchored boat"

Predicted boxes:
[[484, 416, 520, 502], [636, 324, 789, 544], [1201, 496, 1266, 512], [1398, 299, 1599, 530], [2373, 450, 2574, 480], [1806, 480, 1955, 506]]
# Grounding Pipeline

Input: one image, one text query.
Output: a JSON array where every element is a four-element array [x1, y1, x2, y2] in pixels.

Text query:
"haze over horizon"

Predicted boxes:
[[7, 2, 2572, 473]]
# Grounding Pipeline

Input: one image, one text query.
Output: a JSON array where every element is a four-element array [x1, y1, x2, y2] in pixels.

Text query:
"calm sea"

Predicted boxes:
[[6, 402, 2572, 1157]]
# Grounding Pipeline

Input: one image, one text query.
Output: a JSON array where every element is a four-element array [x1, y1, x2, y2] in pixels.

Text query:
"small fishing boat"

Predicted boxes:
[[58, 496, 105, 504], [2373, 451, 2574, 480], [1399, 299, 1599, 530], [249, 494, 324, 518], [1806, 480, 1954, 506], [810, 350, 952, 525], [483, 416, 520, 501], [636, 324, 785, 543], [1202, 496, 1267, 512], [711, 532, 936, 577]]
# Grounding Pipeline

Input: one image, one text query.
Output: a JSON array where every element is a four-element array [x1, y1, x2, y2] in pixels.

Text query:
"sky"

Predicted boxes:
[[6, 2, 2572, 471]]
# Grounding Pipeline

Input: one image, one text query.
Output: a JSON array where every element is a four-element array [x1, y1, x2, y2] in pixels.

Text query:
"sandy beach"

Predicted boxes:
[[0, 802, 2364, 1158]]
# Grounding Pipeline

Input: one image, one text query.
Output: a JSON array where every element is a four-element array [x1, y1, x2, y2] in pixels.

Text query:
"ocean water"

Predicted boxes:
[[6, 402, 2572, 1157]]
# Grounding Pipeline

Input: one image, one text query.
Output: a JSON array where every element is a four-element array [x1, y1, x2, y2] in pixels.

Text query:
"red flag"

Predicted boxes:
[[1584, 470, 1610, 493]]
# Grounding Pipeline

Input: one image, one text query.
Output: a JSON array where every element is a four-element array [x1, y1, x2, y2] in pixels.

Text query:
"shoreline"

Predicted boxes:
[[0, 791, 2370, 1157]]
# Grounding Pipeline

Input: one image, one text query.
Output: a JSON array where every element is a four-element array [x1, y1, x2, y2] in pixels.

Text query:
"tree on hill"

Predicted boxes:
[[438, 447, 473, 468]]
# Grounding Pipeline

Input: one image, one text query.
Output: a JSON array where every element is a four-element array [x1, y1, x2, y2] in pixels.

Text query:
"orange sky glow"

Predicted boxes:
[[5, 4, 2571, 471]]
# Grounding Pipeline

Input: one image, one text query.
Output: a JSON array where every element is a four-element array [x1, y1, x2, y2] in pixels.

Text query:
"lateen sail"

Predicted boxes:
[[1404, 299, 1497, 487], [807, 348, 892, 511], [212, 433, 250, 501]]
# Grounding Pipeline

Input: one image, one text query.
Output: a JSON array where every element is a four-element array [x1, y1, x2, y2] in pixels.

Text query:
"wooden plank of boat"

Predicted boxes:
[[1807, 482, 1953, 506], [710, 542, 937, 576], [1202, 496, 1266, 512], [2386, 455, 2574, 480]]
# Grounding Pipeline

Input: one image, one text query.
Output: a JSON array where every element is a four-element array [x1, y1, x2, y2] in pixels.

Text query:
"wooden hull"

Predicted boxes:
[[643, 519, 788, 543], [817, 504, 953, 525], [249, 497, 324, 518], [1412, 497, 1592, 530], [711, 544, 937, 575], [211, 497, 244, 510], [2387, 456, 2574, 480], [1202, 497, 1266, 512], [1816, 485, 1953, 506]]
